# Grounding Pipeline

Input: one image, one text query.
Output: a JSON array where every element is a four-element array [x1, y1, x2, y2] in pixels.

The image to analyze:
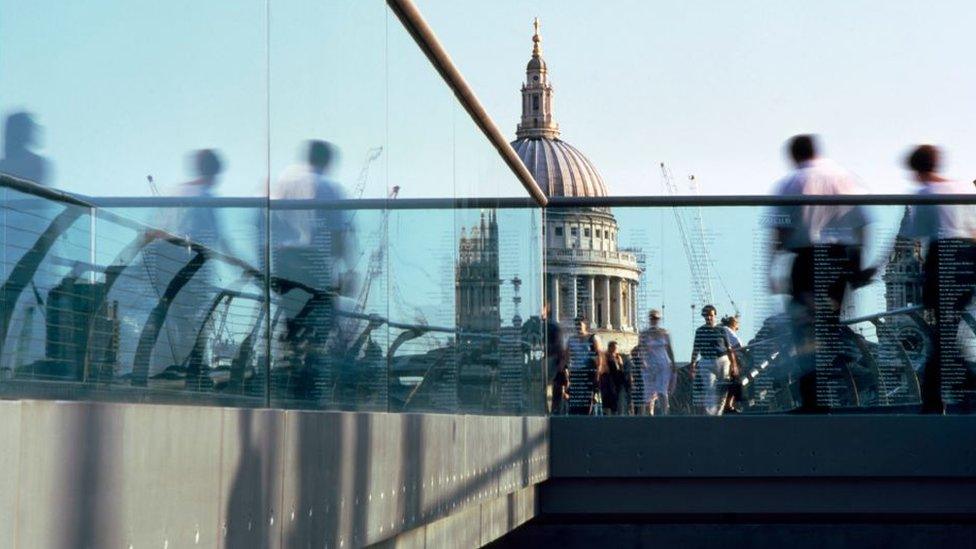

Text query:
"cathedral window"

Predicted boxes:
[[532, 95, 539, 111], [554, 227, 563, 236], [584, 228, 591, 237], [570, 228, 578, 237]]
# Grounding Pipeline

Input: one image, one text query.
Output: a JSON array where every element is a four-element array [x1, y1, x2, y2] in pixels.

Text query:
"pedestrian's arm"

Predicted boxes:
[[727, 348, 739, 377], [689, 331, 701, 375], [665, 333, 676, 366]]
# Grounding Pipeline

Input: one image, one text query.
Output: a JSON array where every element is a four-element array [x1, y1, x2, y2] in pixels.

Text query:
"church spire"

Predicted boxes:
[[516, 18, 560, 139], [532, 17, 542, 57]]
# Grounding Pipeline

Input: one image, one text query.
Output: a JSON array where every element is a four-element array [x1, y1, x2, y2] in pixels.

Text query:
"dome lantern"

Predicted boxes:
[[512, 19, 608, 198]]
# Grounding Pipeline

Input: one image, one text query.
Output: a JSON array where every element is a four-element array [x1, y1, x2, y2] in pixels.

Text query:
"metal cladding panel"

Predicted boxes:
[[118, 404, 225, 548], [16, 401, 126, 549], [219, 408, 285, 549], [0, 401, 20, 549], [1, 401, 547, 549], [549, 416, 976, 478]]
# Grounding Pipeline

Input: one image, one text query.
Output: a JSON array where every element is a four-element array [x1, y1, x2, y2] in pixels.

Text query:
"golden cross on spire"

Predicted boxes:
[[532, 17, 542, 56]]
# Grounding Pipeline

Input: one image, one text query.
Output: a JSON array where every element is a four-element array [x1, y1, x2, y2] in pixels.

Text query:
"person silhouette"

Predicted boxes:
[[169, 149, 233, 253], [769, 134, 871, 411], [0, 111, 51, 185], [270, 140, 355, 405], [903, 145, 976, 413]]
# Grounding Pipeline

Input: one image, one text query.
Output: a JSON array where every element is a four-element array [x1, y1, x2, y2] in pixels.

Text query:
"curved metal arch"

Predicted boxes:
[[0, 206, 84, 357], [130, 251, 208, 387]]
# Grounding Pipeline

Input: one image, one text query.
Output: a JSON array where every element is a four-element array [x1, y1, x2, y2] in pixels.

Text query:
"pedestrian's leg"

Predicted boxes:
[[703, 365, 721, 416]]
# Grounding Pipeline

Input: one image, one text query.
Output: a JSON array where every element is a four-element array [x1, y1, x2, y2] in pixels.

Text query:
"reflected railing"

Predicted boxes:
[[0, 175, 545, 415], [5, 177, 976, 416]]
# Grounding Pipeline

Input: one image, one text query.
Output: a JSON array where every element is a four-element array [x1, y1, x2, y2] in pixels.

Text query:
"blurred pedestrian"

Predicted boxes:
[[544, 303, 568, 414], [639, 309, 676, 415], [0, 111, 50, 185], [602, 340, 630, 415], [689, 304, 738, 415], [568, 332, 600, 415], [770, 134, 873, 411], [720, 315, 743, 413], [904, 145, 976, 413], [270, 140, 354, 404]]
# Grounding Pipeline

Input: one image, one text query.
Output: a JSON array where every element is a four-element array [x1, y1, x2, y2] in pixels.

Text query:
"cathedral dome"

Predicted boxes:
[[513, 18, 608, 198], [511, 137, 608, 197]]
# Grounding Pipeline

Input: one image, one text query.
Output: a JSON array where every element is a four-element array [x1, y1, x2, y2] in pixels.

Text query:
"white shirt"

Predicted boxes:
[[270, 164, 348, 248], [772, 158, 869, 248], [723, 326, 742, 349], [162, 180, 222, 249], [907, 180, 976, 241]]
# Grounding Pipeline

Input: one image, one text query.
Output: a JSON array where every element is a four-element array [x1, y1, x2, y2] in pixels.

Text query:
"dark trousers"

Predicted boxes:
[[921, 239, 976, 413], [789, 244, 862, 411]]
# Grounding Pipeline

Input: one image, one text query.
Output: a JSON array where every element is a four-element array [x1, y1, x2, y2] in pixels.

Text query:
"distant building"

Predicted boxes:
[[882, 207, 928, 368], [456, 210, 501, 340], [44, 277, 119, 381], [510, 20, 642, 350], [883, 209, 924, 310]]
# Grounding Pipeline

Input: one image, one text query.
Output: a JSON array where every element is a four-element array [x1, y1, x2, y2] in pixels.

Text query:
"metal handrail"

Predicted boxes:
[[386, 0, 548, 207], [842, 305, 925, 326], [548, 193, 976, 208], [83, 195, 541, 211]]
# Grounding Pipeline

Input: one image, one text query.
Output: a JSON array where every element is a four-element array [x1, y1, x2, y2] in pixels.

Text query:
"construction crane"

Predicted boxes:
[[354, 185, 400, 315], [351, 147, 384, 200], [659, 164, 739, 322], [687, 174, 739, 317], [660, 163, 712, 314]]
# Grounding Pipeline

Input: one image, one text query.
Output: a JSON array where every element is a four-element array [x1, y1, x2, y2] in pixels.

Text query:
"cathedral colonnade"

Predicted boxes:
[[547, 273, 638, 331]]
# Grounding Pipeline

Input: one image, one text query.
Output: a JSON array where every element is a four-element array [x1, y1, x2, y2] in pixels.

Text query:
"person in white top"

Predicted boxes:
[[270, 140, 355, 404], [638, 309, 676, 415], [770, 135, 874, 411], [168, 149, 234, 253], [904, 145, 976, 413], [147, 149, 231, 378], [270, 140, 353, 284]]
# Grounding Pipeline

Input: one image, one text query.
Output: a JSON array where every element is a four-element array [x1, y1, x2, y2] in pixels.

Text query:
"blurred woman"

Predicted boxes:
[[639, 309, 676, 415]]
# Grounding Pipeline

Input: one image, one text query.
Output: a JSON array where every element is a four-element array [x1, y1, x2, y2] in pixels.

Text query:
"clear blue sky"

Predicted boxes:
[[4, 1, 974, 197], [420, 0, 976, 196]]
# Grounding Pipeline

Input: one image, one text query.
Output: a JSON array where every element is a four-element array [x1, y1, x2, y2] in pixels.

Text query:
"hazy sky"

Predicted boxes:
[[419, 0, 976, 196]]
